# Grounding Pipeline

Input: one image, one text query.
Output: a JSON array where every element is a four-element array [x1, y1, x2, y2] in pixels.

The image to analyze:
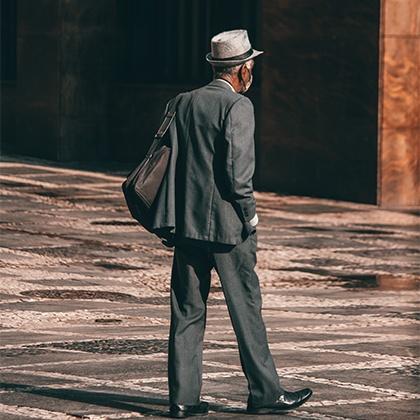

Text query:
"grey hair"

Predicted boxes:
[[212, 64, 242, 79]]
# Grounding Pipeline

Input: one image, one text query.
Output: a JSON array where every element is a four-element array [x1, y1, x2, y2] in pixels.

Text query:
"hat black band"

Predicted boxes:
[[211, 48, 253, 62]]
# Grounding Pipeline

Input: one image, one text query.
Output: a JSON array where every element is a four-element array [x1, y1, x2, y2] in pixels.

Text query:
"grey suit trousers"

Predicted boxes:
[[168, 232, 283, 406]]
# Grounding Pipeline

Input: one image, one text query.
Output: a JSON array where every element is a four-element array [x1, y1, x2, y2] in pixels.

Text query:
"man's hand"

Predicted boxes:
[[249, 213, 259, 227], [156, 228, 176, 248], [161, 237, 175, 248]]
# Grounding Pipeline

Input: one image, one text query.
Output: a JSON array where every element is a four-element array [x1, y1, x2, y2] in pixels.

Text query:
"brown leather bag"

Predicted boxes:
[[121, 109, 176, 231]]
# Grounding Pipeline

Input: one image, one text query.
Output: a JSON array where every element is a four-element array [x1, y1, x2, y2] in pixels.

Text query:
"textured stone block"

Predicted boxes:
[[381, 37, 420, 129], [383, 0, 420, 36], [380, 128, 420, 206]]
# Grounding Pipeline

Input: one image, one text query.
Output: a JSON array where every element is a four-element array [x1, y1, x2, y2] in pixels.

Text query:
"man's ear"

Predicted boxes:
[[238, 63, 248, 83]]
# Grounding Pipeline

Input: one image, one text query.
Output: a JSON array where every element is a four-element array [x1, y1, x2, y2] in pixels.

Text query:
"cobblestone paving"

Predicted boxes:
[[0, 158, 419, 419]]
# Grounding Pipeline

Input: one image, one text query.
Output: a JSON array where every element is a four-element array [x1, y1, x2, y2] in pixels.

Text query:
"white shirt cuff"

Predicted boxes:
[[249, 213, 259, 227]]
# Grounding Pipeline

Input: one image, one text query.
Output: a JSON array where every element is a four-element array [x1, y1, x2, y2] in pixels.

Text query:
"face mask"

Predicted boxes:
[[244, 73, 253, 92]]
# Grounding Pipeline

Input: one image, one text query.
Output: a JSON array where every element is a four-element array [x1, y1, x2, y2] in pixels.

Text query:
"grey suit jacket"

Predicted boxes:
[[151, 79, 257, 245]]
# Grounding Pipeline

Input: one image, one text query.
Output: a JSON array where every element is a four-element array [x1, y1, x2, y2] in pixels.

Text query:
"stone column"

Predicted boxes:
[[58, 0, 116, 161], [378, 0, 420, 207], [16, 0, 116, 161], [16, 0, 60, 159]]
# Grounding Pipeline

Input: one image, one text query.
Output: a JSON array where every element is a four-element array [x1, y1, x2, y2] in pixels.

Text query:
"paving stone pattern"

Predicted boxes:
[[0, 159, 419, 419]]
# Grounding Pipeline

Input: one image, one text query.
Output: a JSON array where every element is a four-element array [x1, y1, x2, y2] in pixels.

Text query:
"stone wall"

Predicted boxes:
[[260, 0, 380, 203], [4, 0, 417, 208], [378, 0, 420, 207]]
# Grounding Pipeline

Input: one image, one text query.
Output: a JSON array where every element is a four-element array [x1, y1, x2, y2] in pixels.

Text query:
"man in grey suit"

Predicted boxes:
[[165, 30, 312, 418]]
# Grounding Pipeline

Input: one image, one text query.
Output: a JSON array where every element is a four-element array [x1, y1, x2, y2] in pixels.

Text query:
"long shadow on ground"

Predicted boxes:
[[0, 382, 249, 418]]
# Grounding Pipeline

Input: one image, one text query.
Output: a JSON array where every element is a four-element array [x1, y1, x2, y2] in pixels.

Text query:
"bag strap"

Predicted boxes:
[[146, 99, 177, 158], [155, 110, 176, 139]]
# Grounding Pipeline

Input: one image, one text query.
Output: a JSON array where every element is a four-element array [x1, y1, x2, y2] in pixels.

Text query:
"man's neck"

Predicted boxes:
[[215, 77, 237, 93]]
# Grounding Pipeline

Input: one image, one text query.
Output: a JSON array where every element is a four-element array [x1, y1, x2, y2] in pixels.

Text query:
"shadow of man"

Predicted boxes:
[[0, 382, 248, 417]]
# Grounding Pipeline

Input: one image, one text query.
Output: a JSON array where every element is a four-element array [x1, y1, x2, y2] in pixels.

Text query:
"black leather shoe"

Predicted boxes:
[[247, 388, 313, 414], [169, 401, 209, 418]]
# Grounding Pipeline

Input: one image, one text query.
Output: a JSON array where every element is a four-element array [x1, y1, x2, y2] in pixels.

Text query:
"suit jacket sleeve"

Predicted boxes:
[[223, 96, 257, 233]]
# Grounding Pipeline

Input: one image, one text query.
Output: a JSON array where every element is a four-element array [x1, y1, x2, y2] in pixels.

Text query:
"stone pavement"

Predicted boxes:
[[0, 158, 419, 419]]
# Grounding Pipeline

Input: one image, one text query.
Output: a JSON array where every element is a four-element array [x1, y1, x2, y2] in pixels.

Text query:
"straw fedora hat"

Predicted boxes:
[[206, 29, 263, 67]]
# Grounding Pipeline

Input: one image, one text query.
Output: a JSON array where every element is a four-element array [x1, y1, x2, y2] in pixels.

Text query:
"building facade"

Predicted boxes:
[[1, 0, 419, 208]]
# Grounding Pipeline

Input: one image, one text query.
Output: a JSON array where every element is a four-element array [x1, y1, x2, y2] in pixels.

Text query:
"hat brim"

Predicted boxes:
[[206, 49, 264, 66]]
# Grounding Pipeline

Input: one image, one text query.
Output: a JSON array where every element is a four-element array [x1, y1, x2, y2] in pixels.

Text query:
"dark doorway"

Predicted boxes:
[[260, 1, 381, 204]]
